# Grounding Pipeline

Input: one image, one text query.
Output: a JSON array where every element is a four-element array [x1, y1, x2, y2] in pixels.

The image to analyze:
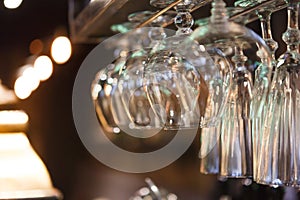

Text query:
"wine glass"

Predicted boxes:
[[251, 7, 279, 181], [112, 34, 164, 136], [93, 6, 178, 134], [91, 26, 152, 135], [198, 6, 251, 175], [91, 56, 126, 134], [144, 0, 232, 130], [256, 0, 300, 187], [191, 0, 273, 178]]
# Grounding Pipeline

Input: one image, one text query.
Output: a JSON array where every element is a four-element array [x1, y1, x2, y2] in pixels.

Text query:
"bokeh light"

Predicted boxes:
[[51, 36, 72, 64], [22, 66, 40, 91], [14, 76, 32, 100], [0, 110, 29, 125], [33, 55, 53, 81], [29, 39, 44, 55], [4, 0, 23, 9]]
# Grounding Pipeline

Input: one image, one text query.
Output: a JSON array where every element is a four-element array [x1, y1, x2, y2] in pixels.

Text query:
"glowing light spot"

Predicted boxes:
[[14, 76, 32, 100], [4, 0, 23, 9], [91, 84, 102, 100], [199, 45, 206, 52], [0, 110, 28, 125], [139, 187, 150, 196], [34, 56, 53, 81], [51, 36, 72, 64], [113, 127, 120, 134], [104, 85, 112, 96], [29, 39, 43, 55], [22, 66, 40, 91]]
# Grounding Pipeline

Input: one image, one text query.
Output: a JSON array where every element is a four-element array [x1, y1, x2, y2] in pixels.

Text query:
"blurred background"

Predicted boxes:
[[0, 0, 298, 199]]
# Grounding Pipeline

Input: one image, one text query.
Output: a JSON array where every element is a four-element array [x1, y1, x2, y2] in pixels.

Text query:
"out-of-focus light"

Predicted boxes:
[[51, 36, 72, 64], [22, 66, 40, 91], [0, 133, 57, 199], [34, 55, 53, 81], [4, 0, 23, 9], [29, 39, 43, 55], [14, 76, 32, 100], [0, 110, 28, 126]]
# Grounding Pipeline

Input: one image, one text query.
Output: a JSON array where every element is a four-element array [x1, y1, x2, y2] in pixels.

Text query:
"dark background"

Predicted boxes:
[[0, 0, 297, 199]]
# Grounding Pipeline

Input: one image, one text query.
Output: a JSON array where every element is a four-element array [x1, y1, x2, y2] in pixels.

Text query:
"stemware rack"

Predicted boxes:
[[68, 0, 288, 44]]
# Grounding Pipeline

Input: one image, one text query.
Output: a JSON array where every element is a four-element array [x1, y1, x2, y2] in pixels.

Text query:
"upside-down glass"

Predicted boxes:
[[198, 6, 247, 175], [252, 7, 278, 181], [256, 0, 300, 187], [91, 27, 151, 134], [92, 7, 178, 134], [192, 0, 273, 178], [144, 0, 232, 130]]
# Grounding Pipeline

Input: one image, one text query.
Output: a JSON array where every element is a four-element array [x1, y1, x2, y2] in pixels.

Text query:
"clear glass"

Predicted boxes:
[[199, 124, 220, 174], [113, 49, 163, 136], [92, 56, 126, 134], [144, 1, 232, 130], [256, 1, 300, 187], [144, 47, 202, 130], [252, 8, 278, 181], [92, 28, 151, 134], [144, 2, 204, 130], [191, 0, 273, 178], [111, 27, 171, 134]]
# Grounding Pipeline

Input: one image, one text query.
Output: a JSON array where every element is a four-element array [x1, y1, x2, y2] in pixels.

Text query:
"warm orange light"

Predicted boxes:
[[0, 133, 53, 197], [34, 55, 53, 81], [14, 76, 32, 100], [29, 39, 44, 55], [22, 66, 40, 91], [0, 110, 28, 126], [51, 36, 72, 64]]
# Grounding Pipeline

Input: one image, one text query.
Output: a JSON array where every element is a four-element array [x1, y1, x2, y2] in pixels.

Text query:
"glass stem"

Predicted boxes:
[[257, 10, 278, 60], [283, 2, 300, 52]]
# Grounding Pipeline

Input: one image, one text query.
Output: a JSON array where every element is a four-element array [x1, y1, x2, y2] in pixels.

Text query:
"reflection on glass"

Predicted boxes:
[[256, 1, 300, 187], [193, 0, 272, 178]]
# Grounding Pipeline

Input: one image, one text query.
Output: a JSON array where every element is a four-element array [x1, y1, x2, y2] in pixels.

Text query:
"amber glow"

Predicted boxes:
[[0, 110, 28, 126], [29, 39, 44, 55], [22, 66, 40, 91], [51, 36, 72, 64], [34, 55, 53, 81], [0, 133, 52, 194], [14, 76, 32, 100]]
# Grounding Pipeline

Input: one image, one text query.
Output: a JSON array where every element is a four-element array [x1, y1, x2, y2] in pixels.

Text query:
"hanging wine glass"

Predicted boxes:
[[92, 4, 180, 135], [112, 28, 167, 136], [256, 9, 278, 62], [250, 7, 279, 181], [143, 42, 202, 130], [91, 25, 153, 135], [112, 10, 187, 135], [191, 0, 273, 178], [256, 0, 300, 187], [91, 56, 126, 134], [144, 0, 201, 130], [198, 6, 251, 175], [144, 0, 232, 130]]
